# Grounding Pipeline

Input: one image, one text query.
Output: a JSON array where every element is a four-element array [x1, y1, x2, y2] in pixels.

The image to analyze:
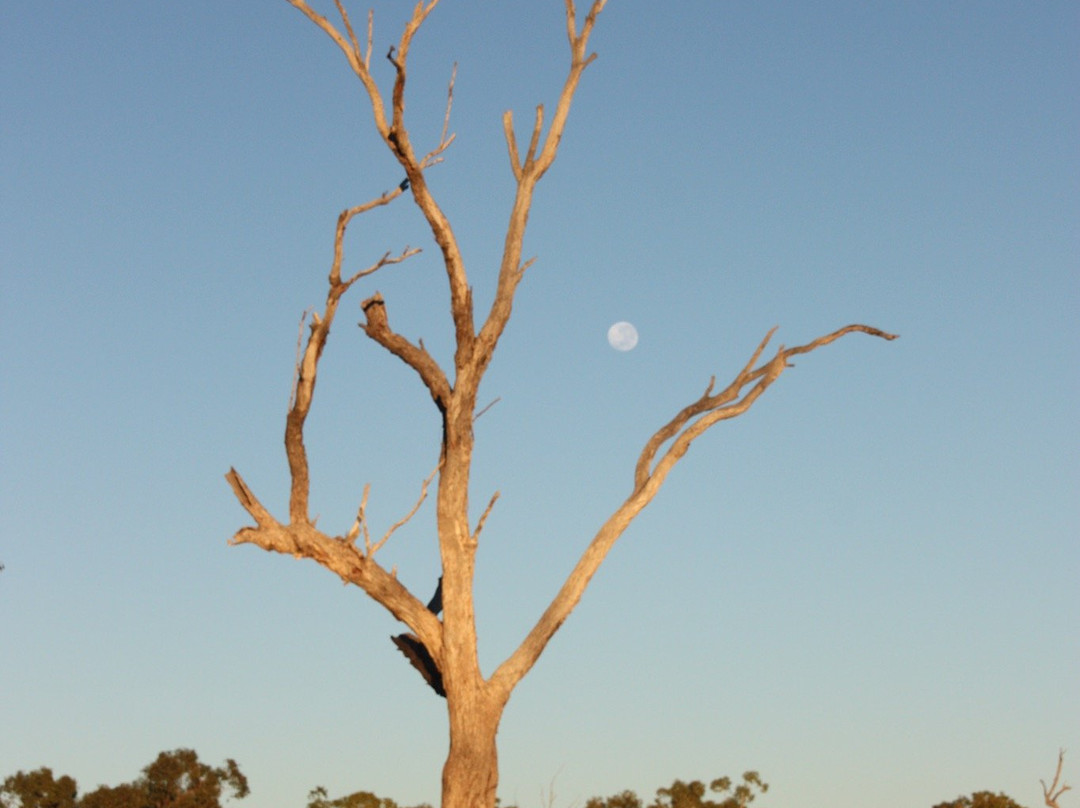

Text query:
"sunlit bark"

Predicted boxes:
[[227, 3, 895, 806]]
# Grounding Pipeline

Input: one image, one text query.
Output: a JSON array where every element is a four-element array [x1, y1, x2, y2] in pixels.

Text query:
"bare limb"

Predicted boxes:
[[361, 293, 452, 410], [474, 397, 502, 421], [285, 191, 419, 525], [475, 0, 609, 380], [471, 492, 501, 545], [225, 468, 276, 531], [421, 62, 458, 169], [286, 0, 383, 117], [333, 0, 361, 64], [524, 105, 545, 170], [364, 9, 373, 68], [370, 464, 441, 557], [289, 307, 315, 410], [1043, 749, 1072, 808], [299, 0, 467, 370], [634, 324, 896, 491], [225, 478, 443, 660], [503, 111, 522, 182], [343, 485, 367, 547], [490, 324, 897, 694]]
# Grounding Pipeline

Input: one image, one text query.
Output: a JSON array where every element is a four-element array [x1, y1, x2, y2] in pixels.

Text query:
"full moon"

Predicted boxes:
[[607, 321, 639, 352]]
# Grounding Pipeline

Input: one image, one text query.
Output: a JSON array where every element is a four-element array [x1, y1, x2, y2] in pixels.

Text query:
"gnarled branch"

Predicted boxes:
[[226, 466, 443, 659]]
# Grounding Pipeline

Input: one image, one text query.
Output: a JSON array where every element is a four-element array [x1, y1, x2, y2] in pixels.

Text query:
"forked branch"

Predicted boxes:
[[285, 190, 419, 525], [634, 323, 897, 491], [1043, 749, 1072, 808], [288, 0, 473, 368], [490, 323, 897, 693], [224, 176, 442, 650], [225, 465, 443, 659], [349, 463, 442, 557], [477, 0, 608, 378]]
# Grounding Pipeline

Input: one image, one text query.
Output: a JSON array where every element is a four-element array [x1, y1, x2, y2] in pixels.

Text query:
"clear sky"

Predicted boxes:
[[2, 2, 1077, 807]]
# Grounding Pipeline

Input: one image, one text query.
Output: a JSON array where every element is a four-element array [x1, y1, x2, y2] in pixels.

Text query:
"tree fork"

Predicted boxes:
[[229, 4, 896, 807]]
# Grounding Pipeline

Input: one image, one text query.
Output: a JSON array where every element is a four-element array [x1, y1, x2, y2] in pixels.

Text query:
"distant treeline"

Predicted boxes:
[[3, 751, 1049, 808]]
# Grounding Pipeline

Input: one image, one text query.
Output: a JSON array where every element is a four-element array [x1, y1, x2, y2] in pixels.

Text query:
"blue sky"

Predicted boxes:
[[2, 2, 1077, 807]]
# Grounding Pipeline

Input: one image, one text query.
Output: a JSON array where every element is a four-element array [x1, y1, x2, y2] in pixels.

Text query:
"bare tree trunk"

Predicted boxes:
[[441, 689, 506, 808]]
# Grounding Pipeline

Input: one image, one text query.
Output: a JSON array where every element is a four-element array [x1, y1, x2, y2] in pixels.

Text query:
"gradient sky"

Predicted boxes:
[[2, 2, 1077, 807]]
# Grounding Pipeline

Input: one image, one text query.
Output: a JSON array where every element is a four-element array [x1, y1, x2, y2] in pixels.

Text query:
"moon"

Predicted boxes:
[[607, 321, 639, 352]]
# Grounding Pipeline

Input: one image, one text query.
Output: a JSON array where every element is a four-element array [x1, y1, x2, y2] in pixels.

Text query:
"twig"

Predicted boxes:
[[474, 397, 502, 421], [471, 492, 501, 544], [369, 463, 442, 557], [333, 0, 361, 64], [289, 307, 315, 410], [421, 63, 457, 169]]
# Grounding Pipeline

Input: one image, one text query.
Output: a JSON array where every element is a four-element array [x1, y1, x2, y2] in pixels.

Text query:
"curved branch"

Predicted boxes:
[[490, 323, 897, 694], [361, 293, 452, 411], [285, 198, 417, 524], [476, 0, 609, 379], [287, 0, 390, 135]]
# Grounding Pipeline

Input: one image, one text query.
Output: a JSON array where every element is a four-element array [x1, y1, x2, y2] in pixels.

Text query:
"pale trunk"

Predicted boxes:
[[440, 689, 505, 808], [437, 395, 507, 808]]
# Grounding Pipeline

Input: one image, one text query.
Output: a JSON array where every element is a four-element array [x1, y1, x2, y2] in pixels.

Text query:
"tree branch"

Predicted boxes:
[[490, 323, 897, 694], [286, 0, 387, 130], [1043, 749, 1071, 808], [368, 463, 441, 557], [284, 192, 418, 524], [225, 469, 443, 659], [502, 111, 523, 182], [361, 293, 452, 411], [225, 139, 438, 640], [288, 0, 473, 371], [471, 492, 501, 545], [475, 0, 608, 380]]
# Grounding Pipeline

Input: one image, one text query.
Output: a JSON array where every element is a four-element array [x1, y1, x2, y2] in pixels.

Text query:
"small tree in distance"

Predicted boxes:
[[931, 751, 1073, 808], [0, 768, 78, 808], [932, 793, 1029, 808], [585, 772, 769, 808], [0, 750, 248, 808], [226, 3, 896, 807]]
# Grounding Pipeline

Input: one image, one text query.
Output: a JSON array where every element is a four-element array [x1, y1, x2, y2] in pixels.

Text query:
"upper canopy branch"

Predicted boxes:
[[634, 324, 897, 491], [476, 0, 608, 379], [502, 0, 606, 182], [288, 0, 474, 372]]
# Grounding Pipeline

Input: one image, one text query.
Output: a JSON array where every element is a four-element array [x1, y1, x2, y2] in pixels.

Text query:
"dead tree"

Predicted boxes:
[[226, 3, 896, 807], [1043, 750, 1072, 808]]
